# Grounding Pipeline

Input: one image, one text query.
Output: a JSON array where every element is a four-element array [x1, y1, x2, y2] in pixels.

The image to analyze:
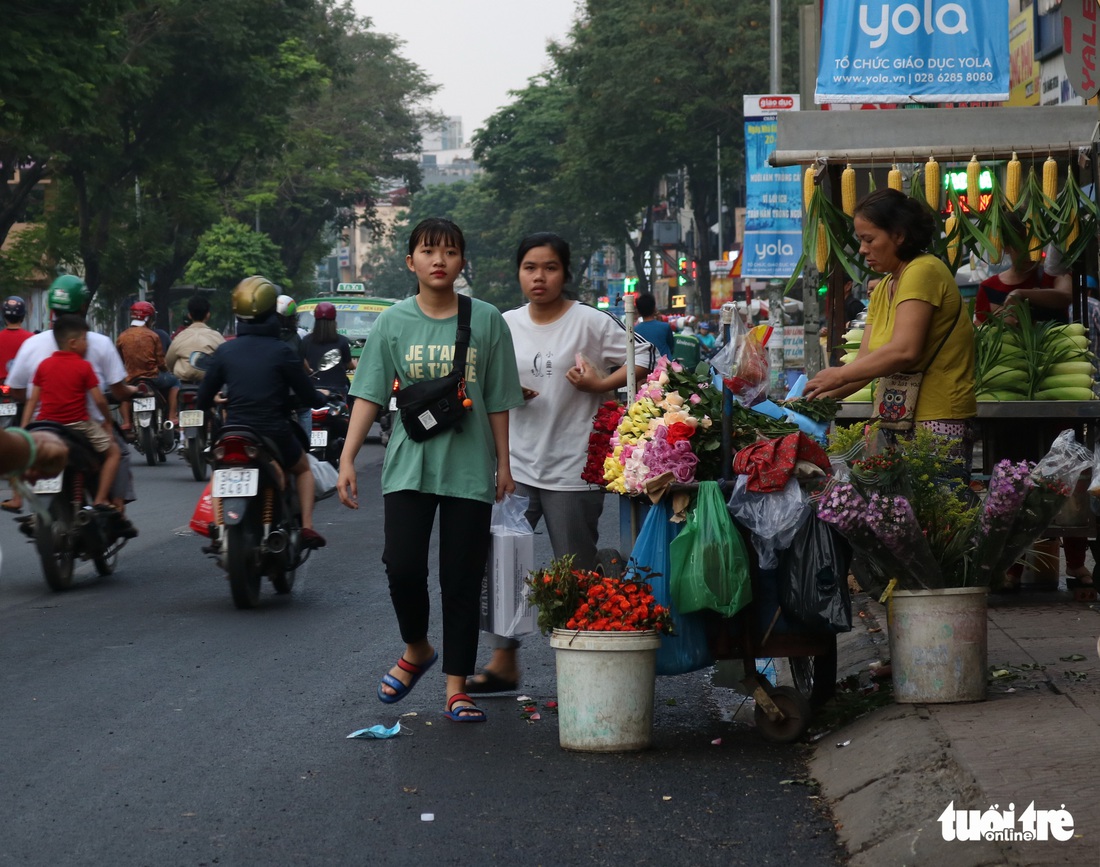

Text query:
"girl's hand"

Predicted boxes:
[[566, 358, 604, 394], [521, 387, 539, 401], [495, 467, 515, 502], [337, 463, 359, 509]]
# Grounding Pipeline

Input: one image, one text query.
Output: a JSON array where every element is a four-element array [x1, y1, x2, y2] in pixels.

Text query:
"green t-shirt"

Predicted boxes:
[[866, 254, 976, 422], [349, 295, 524, 503]]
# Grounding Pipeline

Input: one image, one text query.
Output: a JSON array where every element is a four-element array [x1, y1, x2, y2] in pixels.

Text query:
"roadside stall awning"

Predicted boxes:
[[768, 106, 1100, 167]]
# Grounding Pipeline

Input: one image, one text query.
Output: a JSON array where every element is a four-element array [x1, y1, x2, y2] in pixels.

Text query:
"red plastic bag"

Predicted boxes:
[[190, 481, 213, 536]]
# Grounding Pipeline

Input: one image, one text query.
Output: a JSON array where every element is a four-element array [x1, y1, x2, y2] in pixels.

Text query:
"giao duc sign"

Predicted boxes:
[[816, 0, 1010, 104]]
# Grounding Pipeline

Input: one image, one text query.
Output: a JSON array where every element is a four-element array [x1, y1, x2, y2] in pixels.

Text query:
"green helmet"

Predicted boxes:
[[47, 274, 90, 313], [231, 275, 278, 320]]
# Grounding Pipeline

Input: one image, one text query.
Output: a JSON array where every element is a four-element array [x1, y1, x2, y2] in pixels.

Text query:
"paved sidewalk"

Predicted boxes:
[[812, 589, 1100, 867]]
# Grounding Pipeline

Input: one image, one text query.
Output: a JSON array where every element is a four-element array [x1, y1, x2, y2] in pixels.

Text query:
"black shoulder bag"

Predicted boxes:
[[395, 294, 472, 442]]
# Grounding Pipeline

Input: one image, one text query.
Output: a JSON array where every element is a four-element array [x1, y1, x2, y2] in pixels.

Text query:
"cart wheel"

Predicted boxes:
[[754, 685, 811, 744], [789, 643, 838, 709], [595, 548, 625, 580]]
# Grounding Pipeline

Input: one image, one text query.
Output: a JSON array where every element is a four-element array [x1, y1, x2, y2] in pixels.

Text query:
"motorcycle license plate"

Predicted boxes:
[[0, 403, 16, 416], [212, 468, 259, 498], [311, 429, 328, 448], [33, 475, 63, 495], [179, 410, 204, 428], [133, 397, 156, 412]]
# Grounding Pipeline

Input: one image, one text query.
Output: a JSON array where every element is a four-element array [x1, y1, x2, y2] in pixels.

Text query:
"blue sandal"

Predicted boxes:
[[443, 692, 487, 723], [377, 651, 438, 704]]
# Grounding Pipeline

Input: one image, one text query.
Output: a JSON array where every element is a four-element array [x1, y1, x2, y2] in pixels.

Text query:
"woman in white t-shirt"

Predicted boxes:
[[466, 232, 655, 694]]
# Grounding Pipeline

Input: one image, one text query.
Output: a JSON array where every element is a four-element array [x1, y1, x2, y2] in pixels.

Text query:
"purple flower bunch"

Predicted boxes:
[[643, 424, 699, 483], [979, 459, 1031, 536]]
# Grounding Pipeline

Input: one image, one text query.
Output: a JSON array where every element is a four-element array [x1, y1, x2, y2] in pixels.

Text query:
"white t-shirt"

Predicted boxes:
[[7, 331, 128, 422], [504, 302, 656, 491]]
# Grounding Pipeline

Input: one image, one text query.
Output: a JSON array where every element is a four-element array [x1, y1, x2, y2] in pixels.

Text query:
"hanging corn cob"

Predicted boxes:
[[841, 164, 857, 215], [888, 165, 903, 191], [803, 166, 816, 214], [1043, 155, 1058, 201], [944, 214, 961, 269], [816, 220, 829, 273], [966, 155, 981, 210], [1005, 152, 1022, 207], [924, 156, 940, 209]]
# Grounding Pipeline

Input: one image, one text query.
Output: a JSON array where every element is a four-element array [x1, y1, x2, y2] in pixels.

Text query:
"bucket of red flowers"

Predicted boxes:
[[526, 557, 674, 752]]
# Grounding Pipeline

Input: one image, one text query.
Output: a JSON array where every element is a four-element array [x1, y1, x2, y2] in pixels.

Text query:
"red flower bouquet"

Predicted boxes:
[[581, 401, 626, 485], [526, 556, 674, 636]]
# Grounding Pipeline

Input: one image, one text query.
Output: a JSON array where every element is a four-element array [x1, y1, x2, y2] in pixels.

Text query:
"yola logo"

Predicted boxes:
[[939, 801, 1075, 842], [860, 2, 970, 48], [754, 241, 794, 258]]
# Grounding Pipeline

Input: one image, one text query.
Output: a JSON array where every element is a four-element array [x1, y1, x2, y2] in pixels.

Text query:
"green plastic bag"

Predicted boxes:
[[669, 481, 752, 617]]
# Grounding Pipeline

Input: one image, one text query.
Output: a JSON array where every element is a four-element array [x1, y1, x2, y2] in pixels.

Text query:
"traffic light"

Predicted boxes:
[[678, 257, 688, 286], [691, 259, 698, 281]]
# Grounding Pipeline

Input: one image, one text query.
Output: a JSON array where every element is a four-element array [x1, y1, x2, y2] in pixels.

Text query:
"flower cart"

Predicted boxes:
[[591, 355, 847, 744]]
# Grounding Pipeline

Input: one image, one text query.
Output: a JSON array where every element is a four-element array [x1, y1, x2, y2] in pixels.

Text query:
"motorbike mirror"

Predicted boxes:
[[315, 348, 342, 373], [189, 350, 214, 371]]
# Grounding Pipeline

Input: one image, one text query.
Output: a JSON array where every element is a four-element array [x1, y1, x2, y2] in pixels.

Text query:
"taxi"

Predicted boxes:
[[297, 292, 401, 361]]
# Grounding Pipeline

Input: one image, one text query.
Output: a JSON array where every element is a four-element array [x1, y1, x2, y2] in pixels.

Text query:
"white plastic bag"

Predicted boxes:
[[726, 475, 809, 569], [481, 494, 536, 637], [308, 453, 338, 500]]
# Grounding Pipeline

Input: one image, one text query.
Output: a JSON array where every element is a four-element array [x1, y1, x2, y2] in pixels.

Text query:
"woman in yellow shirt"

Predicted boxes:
[[805, 188, 976, 463]]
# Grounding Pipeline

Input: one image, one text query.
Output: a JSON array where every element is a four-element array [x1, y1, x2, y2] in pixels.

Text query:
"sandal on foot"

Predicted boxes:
[[444, 693, 487, 723], [1067, 576, 1096, 590], [464, 670, 519, 694], [1, 500, 21, 514], [377, 651, 438, 704]]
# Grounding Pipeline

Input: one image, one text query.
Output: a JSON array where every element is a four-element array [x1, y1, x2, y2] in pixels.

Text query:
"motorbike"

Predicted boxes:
[[131, 378, 177, 466], [177, 381, 209, 481], [378, 377, 398, 446], [17, 421, 133, 590], [206, 424, 314, 609], [310, 392, 349, 469], [0, 383, 20, 429]]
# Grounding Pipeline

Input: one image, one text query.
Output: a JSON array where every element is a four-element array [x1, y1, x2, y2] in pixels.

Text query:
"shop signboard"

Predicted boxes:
[[816, 0, 1010, 104], [741, 94, 802, 280], [1063, 0, 1100, 100]]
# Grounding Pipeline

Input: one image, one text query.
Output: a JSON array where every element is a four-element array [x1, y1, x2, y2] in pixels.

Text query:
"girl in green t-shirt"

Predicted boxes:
[[337, 218, 524, 723]]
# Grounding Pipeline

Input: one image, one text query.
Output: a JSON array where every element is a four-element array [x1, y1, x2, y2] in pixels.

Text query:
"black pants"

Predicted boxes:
[[382, 490, 493, 676]]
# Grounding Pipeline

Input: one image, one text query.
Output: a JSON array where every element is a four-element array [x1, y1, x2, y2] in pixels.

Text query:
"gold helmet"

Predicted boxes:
[[231, 275, 278, 320]]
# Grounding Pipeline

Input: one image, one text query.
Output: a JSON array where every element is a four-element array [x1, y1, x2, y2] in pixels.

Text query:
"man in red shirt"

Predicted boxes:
[[22, 314, 120, 507], [0, 296, 32, 381], [116, 300, 180, 431]]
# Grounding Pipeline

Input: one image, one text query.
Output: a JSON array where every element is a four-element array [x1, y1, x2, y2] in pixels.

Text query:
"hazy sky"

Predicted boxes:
[[355, 0, 580, 141]]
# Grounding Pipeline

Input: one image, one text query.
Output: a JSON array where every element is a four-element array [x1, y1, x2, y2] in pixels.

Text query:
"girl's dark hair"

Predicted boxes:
[[854, 188, 936, 260], [515, 232, 573, 283], [312, 318, 337, 344], [408, 217, 466, 257]]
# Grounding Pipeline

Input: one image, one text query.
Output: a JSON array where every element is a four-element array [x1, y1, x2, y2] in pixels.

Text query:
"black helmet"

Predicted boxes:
[[2, 296, 26, 322]]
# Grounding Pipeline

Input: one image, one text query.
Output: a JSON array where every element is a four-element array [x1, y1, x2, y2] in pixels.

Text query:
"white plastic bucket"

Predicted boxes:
[[550, 629, 661, 751], [888, 587, 988, 703]]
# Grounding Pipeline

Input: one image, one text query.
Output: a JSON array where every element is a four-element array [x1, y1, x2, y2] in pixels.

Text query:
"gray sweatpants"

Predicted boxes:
[[487, 483, 606, 650]]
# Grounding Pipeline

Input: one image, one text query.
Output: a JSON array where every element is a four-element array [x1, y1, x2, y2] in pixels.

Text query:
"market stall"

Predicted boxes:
[[771, 104, 1100, 549]]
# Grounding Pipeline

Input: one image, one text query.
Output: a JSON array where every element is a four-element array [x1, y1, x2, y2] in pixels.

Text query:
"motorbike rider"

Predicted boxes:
[[301, 301, 355, 394], [197, 276, 330, 549], [0, 296, 34, 512], [0, 296, 33, 381], [116, 301, 181, 434], [275, 294, 311, 433], [165, 295, 225, 383], [4, 275, 139, 530]]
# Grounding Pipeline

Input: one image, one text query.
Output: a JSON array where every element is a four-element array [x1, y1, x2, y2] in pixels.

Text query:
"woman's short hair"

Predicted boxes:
[[854, 188, 936, 260], [408, 217, 466, 257], [515, 232, 573, 283]]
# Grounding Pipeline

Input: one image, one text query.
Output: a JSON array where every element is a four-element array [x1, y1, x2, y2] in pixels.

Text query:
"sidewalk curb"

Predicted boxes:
[[811, 595, 1011, 867]]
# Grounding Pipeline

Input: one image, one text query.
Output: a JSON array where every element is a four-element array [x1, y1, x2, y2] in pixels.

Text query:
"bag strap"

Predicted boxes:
[[452, 294, 472, 375]]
